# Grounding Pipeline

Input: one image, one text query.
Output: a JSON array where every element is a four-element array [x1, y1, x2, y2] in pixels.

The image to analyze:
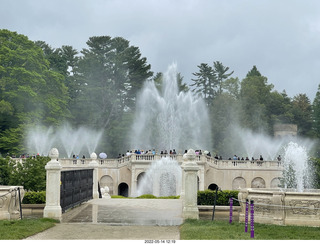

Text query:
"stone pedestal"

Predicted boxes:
[[43, 148, 62, 221], [89, 152, 99, 199], [182, 149, 199, 219]]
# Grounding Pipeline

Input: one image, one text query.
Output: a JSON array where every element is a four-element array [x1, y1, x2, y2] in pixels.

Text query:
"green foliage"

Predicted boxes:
[[0, 157, 12, 185], [197, 190, 240, 206], [22, 191, 46, 204], [9, 156, 49, 191], [0, 29, 70, 156]]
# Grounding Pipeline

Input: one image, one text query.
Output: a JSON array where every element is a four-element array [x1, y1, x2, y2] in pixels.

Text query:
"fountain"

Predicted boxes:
[[130, 63, 212, 152], [238, 140, 320, 226], [26, 123, 103, 158], [282, 141, 313, 192], [130, 63, 211, 197], [135, 157, 182, 197]]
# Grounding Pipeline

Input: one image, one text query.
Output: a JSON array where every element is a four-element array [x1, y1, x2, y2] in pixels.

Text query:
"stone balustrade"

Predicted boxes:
[[0, 185, 24, 220], [49, 155, 282, 171], [238, 188, 320, 227]]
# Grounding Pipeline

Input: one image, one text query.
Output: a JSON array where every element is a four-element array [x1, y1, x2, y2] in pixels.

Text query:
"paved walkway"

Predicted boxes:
[[24, 198, 182, 240]]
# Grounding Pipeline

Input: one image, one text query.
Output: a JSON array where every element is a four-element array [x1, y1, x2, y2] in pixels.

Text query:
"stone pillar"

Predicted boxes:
[[89, 152, 99, 199], [181, 149, 199, 219], [272, 192, 285, 225], [43, 148, 62, 221]]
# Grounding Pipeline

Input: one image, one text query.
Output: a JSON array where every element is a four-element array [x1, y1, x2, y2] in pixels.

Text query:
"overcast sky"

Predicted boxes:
[[1, 0, 320, 100]]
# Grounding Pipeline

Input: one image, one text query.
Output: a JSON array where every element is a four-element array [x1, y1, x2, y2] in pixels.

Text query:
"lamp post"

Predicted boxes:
[[212, 186, 221, 221]]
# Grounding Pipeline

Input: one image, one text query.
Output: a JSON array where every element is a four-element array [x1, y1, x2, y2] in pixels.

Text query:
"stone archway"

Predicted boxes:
[[251, 177, 266, 188], [100, 175, 113, 195], [232, 177, 246, 190], [270, 177, 282, 188], [118, 182, 129, 197], [137, 172, 153, 195]]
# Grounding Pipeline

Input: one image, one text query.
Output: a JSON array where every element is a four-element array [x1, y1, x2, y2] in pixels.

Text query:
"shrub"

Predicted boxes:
[[197, 190, 239, 206], [22, 191, 46, 204]]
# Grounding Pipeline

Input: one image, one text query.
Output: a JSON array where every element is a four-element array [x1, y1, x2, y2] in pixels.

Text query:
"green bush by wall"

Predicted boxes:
[[22, 191, 46, 204], [197, 190, 239, 206]]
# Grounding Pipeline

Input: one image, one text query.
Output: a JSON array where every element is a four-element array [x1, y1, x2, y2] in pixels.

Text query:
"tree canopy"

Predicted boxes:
[[0, 29, 320, 161]]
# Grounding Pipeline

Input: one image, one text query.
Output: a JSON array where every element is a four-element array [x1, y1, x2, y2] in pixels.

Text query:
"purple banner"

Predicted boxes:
[[250, 200, 254, 238], [245, 199, 249, 232], [229, 198, 233, 224]]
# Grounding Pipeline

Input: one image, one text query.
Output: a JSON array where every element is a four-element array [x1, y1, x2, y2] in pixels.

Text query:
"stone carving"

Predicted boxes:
[[101, 186, 111, 199], [252, 197, 272, 215], [288, 200, 320, 216], [251, 177, 266, 188], [232, 177, 246, 190]]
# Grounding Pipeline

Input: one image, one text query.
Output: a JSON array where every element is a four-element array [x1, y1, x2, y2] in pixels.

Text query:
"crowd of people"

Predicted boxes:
[[116, 149, 212, 158]]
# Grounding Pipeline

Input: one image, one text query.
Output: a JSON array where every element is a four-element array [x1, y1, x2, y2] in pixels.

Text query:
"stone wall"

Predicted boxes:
[[238, 188, 320, 227]]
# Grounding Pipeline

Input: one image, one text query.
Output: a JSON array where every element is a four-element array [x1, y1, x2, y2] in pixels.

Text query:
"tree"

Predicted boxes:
[[312, 84, 320, 138], [191, 63, 216, 106], [268, 90, 294, 125], [0, 30, 70, 155], [239, 66, 274, 133], [153, 72, 188, 93], [291, 93, 313, 136], [214, 61, 234, 95], [9, 156, 49, 191], [73, 36, 153, 130]]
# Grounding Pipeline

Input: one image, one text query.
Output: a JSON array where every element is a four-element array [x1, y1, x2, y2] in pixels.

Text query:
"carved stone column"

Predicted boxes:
[[272, 191, 285, 225], [43, 148, 62, 221], [89, 152, 99, 199], [181, 149, 199, 219]]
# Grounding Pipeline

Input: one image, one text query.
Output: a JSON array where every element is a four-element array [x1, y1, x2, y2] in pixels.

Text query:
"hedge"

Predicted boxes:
[[197, 190, 240, 206], [22, 191, 46, 204]]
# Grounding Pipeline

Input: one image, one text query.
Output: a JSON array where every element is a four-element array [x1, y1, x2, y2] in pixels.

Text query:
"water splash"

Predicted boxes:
[[135, 157, 182, 197], [26, 123, 103, 157], [283, 142, 311, 192], [130, 63, 212, 152]]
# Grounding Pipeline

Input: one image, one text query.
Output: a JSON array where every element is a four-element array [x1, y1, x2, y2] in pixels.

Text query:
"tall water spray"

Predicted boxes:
[[130, 63, 212, 152], [26, 124, 103, 157], [135, 157, 182, 197], [283, 141, 312, 192]]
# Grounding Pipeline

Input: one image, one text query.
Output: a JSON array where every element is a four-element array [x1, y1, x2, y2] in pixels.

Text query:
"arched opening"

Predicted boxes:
[[137, 172, 153, 195], [99, 175, 114, 195], [232, 177, 246, 190], [251, 177, 266, 188], [208, 183, 218, 191], [118, 182, 129, 197], [271, 177, 282, 188]]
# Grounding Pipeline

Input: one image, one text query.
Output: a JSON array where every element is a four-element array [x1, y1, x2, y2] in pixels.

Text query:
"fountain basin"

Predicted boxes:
[[238, 188, 320, 227]]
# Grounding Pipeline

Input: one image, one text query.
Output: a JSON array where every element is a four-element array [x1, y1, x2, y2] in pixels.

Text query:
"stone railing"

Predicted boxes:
[[238, 188, 320, 227], [0, 186, 24, 220], [12, 155, 282, 171]]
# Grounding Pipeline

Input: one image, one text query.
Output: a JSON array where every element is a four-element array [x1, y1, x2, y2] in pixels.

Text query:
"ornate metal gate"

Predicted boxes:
[[60, 169, 93, 213]]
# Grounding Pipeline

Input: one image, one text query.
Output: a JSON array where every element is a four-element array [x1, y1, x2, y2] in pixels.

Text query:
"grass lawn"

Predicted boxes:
[[180, 219, 320, 240], [0, 218, 58, 240]]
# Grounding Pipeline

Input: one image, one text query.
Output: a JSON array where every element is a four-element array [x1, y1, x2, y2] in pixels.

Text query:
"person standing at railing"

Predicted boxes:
[[277, 155, 281, 166]]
